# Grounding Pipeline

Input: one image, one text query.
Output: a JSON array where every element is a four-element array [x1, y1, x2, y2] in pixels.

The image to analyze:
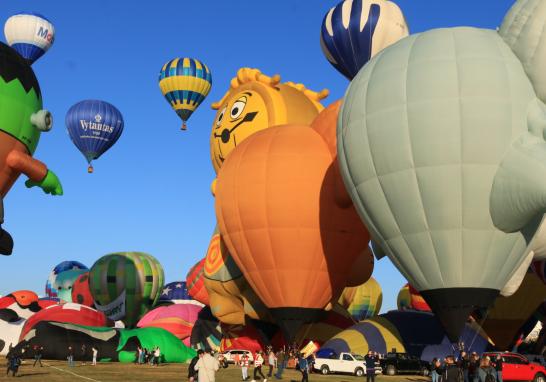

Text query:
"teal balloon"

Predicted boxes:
[[337, 13, 546, 341]]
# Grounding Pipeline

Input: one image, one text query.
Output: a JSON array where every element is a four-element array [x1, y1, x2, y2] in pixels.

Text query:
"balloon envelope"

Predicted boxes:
[[4, 13, 54, 64], [186, 258, 210, 306], [45, 261, 88, 299], [159, 57, 212, 129], [65, 100, 124, 171], [338, 277, 382, 321], [320, 0, 408, 80], [89, 252, 164, 327]]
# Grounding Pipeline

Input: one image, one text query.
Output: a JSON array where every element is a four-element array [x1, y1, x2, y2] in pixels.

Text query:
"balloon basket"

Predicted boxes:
[[181, 123, 187, 131], [87, 165, 94, 174]]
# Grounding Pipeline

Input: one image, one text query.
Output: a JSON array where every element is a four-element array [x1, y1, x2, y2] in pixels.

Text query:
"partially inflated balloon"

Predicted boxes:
[[71, 272, 94, 307], [216, 122, 369, 342], [396, 284, 431, 312], [345, 248, 374, 288], [338, 24, 546, 342], [320, 0, 408, 80], [186, 258, 210, 306], [159, 57, 212, 131], [45, 261, 88, 299], [338, 277, 382, 321], [65, 100, 124, 173], [89, 252, 164, 327], [4, 13, 54, 64]]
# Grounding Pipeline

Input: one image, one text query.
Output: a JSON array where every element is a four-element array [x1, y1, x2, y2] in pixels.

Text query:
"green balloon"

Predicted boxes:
[[89, 252, 165, 327], [338, 9, 546, 341]]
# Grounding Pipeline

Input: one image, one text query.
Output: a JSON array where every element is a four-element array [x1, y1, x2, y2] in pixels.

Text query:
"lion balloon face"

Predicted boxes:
[[210, 90, 269, 171]]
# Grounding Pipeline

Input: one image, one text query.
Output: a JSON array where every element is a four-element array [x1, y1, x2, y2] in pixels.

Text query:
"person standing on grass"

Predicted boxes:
[[188, 350, 200, 382], [494, 354, 503, 382], [240, 352, 250, 381], [252, 351, 267, 382], [195, 349, 220, 382], [153, 346, 161, 366], [92, 346, 98, 366], [33, 346, 43, 367], [267, 348, 276, 377], [81, 343, 87, 365], [6, 353, 21, 377], [274, 348, 286, 379], [68, 346, 74, 367], [298, 353, 309, 382], [365, 350, 377, 382]]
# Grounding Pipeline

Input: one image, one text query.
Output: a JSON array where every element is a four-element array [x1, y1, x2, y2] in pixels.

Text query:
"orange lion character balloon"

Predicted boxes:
[[215, 106, 370, 341]]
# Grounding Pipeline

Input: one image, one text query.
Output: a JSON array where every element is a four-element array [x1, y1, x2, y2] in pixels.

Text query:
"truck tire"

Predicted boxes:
[[421, 367, 429, 376], [355, 367, 364, 377], [534, 373, 546, 382], [320, 365, 330, 375], [386, 365, 397, 376]]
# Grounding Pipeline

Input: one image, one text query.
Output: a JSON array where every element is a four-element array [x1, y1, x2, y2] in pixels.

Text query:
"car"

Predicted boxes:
[[483, 352, 546, 382], [220, 349, 254, 365], [314, 352, 367, 377], [380, 352, 430, 376]]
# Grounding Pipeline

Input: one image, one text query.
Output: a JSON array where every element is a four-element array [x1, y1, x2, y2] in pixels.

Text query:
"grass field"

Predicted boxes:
[[3, 360, 431, 382]]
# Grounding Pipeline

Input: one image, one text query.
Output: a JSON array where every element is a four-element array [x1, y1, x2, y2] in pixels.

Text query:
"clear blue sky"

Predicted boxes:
[[0, 0, 515, 311]]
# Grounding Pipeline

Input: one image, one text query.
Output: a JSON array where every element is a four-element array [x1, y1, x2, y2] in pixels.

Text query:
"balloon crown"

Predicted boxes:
[[211, 68, 329, 110]]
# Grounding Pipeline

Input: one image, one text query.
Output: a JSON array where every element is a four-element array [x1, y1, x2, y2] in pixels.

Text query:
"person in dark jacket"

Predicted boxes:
[[298, 353, 309, 382], [6, 353, 21, 377], [477, 356, 497, 382], [469, 352, 480, 382], [188, 351, 200, 382], [459, 352, 470, 382], [494, 355, 503, 382], [275, 349, 286, 379], [364, 350, 377, 382], [33, 346, 43, 367], [431, 358, 441, 382], [443, 355, 463, 382]]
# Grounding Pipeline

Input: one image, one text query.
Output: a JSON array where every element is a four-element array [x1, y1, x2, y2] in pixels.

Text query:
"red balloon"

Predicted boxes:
[[186, 258, 210, 306], [71, 272, 94, 307]]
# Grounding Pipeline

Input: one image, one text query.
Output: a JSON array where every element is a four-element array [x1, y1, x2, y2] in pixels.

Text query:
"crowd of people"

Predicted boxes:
[[431, 352, 503, 382], [136, 346, 162, 366]]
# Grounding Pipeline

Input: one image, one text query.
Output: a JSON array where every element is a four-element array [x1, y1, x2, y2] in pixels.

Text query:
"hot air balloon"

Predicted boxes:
[[65, 100, 124, 173], [71, 272, 94, 307], [320, 0, 409, 80], [45, 261, 88, 300], [157, 281, 200, 306], [397, 284, 431, 312], [215, 104, 370, 342], [4, 13, 54, 64], [89, 252, 164, 327], [159, 57, 212, 131], [345, 248, 375, 288], [338, 277, 382, 321], [338, 5, 546, 342]]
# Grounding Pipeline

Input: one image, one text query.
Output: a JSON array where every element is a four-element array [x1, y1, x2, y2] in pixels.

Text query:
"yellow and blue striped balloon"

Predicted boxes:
[[159, 57, 212, 131]]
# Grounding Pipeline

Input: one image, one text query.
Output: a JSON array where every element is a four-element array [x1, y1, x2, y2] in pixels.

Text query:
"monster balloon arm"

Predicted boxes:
[[6, 150, 47, 181], [6, 151, 63, 196]]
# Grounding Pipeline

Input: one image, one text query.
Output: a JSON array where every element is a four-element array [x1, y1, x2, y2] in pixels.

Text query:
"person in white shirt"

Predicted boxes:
[[153, 346, 161, 366], [92, 347, 98, 366], [252, 351, 267, 382], [194, 349, 220, 382]]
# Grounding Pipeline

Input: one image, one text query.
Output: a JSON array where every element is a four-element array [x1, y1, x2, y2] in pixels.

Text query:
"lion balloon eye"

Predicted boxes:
[[216, 107, 227, 127], [30, 109, 53, 132], [230, 100, 246, 119]]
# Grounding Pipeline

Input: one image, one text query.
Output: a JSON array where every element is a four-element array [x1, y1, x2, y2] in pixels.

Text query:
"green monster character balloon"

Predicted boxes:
[[338, 0, 546, 342], [0, 42, 62, 255], [89, 252, 164, 327]]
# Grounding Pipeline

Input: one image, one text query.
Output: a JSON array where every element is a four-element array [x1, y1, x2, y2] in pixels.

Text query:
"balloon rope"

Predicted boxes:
[[468, 309, 490, 351]]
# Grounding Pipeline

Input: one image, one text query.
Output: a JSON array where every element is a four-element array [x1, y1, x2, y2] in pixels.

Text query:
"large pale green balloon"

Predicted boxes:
[[338, 3, 546, 342]]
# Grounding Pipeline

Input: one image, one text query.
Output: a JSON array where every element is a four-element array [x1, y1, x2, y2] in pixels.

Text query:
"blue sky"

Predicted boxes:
[[0, 0, 515, 311]]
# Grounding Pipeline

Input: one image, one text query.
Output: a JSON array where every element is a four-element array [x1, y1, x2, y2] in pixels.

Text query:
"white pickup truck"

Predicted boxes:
[[314, 352, 367, 377]]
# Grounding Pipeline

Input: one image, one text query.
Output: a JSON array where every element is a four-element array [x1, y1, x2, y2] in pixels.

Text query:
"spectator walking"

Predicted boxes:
[[298, 353, 309, 382], [252, 351, 267, 382], [33, 346, 43, 367], [240, 352, 250, 381], [92, 347, 98, 366], [188, 351, 200, 382], [494, 354, 503, 382], [195, 349, 220, 382], [267, 349, 276, 377], [365, 350, 378, 382], [6, 353, 21, 377], [67, 346, 74, 367], [274, 349, 286, 379]]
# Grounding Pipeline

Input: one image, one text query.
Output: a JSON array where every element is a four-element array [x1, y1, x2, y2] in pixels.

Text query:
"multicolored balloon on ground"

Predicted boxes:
[[320, 0, 409, 80], [45, 261, 88, 300], [159, 57, 212, 131], [65, 100, 124, 173], [89, 252, 164, 327], [4, 13, 55, 64], [338, 277, 382, 321], [320, 310, 490, 362], [186, 258, 210, 306], [190, 307, 221, 352], [137, 304, 201, 347]]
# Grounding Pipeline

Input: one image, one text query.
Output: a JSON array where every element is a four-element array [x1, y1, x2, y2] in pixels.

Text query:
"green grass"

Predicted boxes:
[[4, 360, 430, 382]]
